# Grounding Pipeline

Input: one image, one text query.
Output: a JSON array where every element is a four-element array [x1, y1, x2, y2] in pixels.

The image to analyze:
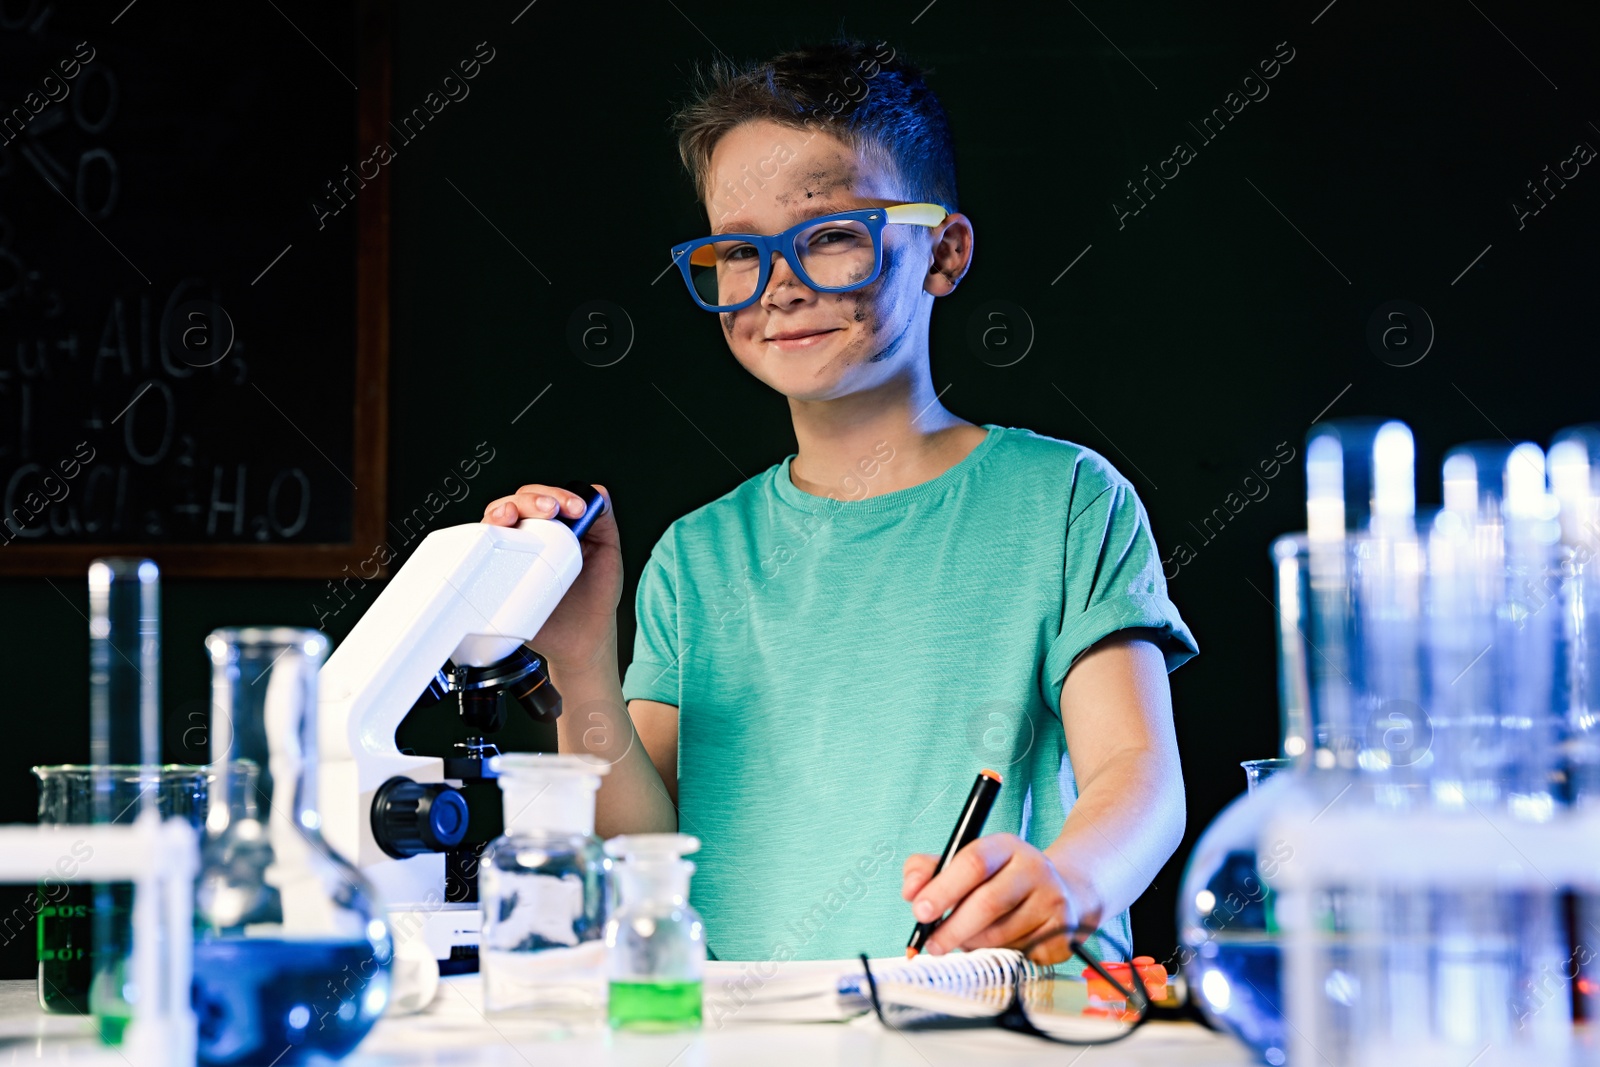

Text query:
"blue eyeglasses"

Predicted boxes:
[[670, 202, 949, 313]]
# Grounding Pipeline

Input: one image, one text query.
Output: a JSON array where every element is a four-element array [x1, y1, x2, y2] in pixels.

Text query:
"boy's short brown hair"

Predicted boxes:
[[670, 38, 960, 221]]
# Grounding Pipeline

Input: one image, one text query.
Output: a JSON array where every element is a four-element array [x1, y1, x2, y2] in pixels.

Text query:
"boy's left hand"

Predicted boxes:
[[902, 834, 1101, 965]]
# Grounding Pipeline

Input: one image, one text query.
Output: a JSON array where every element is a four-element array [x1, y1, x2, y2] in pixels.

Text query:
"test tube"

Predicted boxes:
[[1550, 426, 1600, 550], [1303, 418, 1418, 772], [1431, 445, 1514, 807], [1427, 443, 1561, 813], [84, 556, 162, 1040], [86, 557, 161, 819], [1358, 424, 1426, 788], [1304, 424, 1357, 768], [1501, 443, 1562, 816], [1306, 417, 1413, 535], [1272, 533, 1313, 764], [1549, 426, 1600, 803]]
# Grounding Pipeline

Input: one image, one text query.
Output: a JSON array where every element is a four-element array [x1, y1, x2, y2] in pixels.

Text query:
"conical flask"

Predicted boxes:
[[194, 627, 393, 1065]]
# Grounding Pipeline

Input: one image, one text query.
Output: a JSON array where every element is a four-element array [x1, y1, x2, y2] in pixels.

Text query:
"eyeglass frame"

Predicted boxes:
[[855, 925, 1165, 1047], [669, 202, 950, 313]]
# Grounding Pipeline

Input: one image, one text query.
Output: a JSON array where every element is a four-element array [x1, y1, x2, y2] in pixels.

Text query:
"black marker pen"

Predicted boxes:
[[907, 768, 1003, 958]]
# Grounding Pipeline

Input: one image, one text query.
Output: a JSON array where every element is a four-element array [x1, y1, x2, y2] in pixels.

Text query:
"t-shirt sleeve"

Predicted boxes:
[[621, 535, 682, 707], [1042, 474, 1198, 717]]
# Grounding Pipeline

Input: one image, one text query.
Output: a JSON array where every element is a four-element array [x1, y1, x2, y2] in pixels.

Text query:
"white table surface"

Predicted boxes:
[[0, 975, 1261, 1066]]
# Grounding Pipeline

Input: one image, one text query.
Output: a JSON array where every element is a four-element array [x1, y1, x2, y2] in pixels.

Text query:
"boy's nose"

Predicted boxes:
[[762, 252, 810, 302]]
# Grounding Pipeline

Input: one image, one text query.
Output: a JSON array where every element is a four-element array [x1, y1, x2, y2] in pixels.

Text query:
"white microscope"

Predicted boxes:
[[317, 481, 606, 1002]]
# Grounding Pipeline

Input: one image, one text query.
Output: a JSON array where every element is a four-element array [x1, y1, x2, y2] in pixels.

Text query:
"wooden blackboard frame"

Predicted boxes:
[[1, 0, 390, 579]]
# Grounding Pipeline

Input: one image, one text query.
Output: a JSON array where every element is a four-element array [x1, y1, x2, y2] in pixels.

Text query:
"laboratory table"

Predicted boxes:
[[0, 976, 1261, 1066]]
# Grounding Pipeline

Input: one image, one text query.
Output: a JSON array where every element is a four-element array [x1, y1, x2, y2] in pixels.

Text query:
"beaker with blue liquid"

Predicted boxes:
[[195, 627, 393, 1065]]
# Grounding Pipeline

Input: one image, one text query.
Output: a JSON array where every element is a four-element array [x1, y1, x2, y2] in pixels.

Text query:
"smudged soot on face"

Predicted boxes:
[[775, 160, 859, 210], [829, 244, 897, 367], [721, 311, 735, 338]]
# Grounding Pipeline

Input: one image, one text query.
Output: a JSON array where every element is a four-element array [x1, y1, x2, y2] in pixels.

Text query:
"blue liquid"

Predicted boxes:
[[192, 939, 389, 1066], [1193, 939, 1284, 1064]]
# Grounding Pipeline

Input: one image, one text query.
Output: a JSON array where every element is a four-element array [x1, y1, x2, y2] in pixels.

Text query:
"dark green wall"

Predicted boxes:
[[2, 1, 1596, 976]]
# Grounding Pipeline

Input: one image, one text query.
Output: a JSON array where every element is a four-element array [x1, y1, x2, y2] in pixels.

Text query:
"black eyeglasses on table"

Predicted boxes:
[[856, 925, 1191, 1046]]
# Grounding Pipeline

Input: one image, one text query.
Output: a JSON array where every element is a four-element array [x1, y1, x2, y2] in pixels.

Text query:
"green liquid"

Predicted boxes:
[[95, 1011, 129, 1047], [36, 883, 133, 1023], [608, 980, 702, 1031]]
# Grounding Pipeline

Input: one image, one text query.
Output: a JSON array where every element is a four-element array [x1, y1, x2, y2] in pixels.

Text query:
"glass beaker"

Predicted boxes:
[[1274, 530, 1437, 799], [604, 833, 705, 1032], [1242, 759, 1292, 794], [479, 753, 611, 1015], [195, 627, 392, 1066], [32, 764, 210, 1016]]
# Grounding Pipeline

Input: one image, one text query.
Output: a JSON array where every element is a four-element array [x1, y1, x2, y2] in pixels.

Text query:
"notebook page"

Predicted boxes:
[[701, 957, 885, 1023]]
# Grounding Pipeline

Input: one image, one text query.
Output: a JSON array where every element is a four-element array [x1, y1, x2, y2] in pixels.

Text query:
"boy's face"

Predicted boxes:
[[703, 119, 968, 403]]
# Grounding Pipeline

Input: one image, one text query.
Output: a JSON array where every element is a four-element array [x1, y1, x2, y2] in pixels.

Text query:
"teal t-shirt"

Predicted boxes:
[[620, 423, 1198, 963]]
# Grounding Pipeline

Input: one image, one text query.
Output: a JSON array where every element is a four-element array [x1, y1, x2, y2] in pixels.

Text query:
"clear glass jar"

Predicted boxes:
[[604, 833, 704, 1032], [195, 627, 393, 1066], [479, 753, 611, 1015]]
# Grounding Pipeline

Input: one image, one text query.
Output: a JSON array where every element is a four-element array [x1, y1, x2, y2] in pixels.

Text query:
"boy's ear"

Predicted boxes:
[[923, 212, 974, 298]]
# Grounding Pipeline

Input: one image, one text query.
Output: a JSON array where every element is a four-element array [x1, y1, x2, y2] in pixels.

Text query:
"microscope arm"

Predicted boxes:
[[319, 520, 575, 769], [316, 484, 606, 868]]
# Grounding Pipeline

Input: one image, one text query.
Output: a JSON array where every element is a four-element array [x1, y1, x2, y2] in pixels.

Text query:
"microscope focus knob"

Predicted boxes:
[[371, 777, 470, 859]]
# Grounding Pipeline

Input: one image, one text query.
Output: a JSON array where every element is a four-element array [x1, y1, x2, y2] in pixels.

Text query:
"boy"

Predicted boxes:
[[482, 39, 1198, 966]]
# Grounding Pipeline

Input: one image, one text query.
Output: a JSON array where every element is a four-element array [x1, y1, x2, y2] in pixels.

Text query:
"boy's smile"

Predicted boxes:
[[703, 119, 970, 403], [765, 327, 842, 352]]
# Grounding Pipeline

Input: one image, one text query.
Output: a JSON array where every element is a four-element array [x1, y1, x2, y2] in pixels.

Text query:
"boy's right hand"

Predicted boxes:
[[481, 482, 622, 676]]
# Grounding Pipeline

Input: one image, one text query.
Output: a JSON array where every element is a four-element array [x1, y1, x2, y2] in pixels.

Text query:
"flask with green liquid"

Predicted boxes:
[[603, 834, 704, 1031]]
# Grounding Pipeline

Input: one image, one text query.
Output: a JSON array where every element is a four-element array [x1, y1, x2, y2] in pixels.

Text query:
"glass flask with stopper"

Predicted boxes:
[[479, 753, 611, 1014], [605, 833, 705, 1031], [195, 627, 393, 1066]]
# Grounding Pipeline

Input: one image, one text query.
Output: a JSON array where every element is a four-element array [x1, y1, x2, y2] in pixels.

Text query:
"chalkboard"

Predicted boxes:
[[0, 0, 389, 577]]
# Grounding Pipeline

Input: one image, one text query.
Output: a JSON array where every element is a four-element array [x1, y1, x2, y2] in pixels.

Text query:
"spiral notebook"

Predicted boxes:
[[701, 948, 1052, 1025]]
